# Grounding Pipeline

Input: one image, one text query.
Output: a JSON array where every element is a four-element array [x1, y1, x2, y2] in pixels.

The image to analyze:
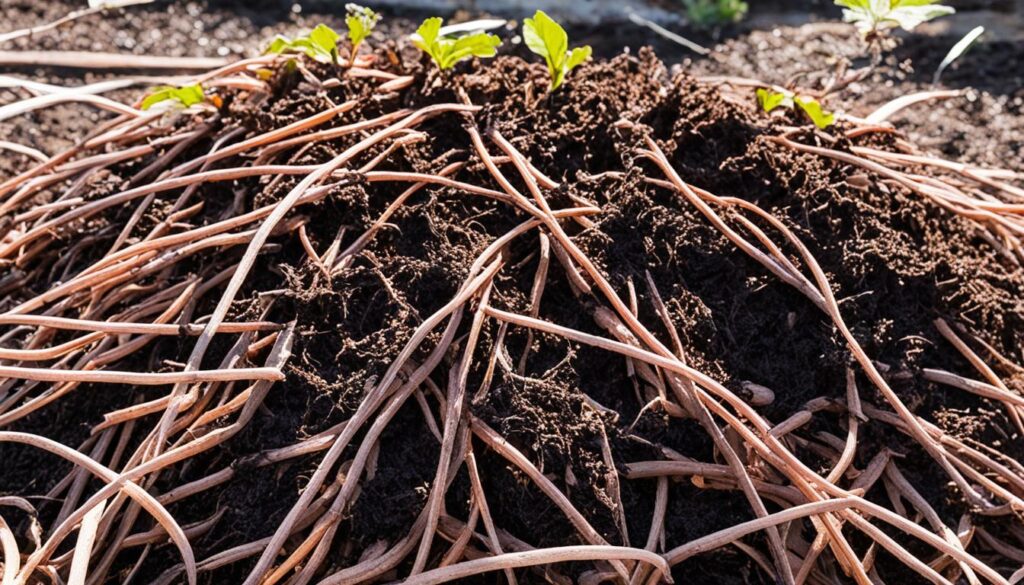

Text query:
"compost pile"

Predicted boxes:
[[1, 39, 1024, 585]]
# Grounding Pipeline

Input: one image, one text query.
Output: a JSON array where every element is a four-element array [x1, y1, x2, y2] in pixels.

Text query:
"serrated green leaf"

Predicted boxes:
[[414, 17, 501, 71], [794, 97, 836, 129], [345, 4, 380, 52], [522, 10, 591, 91], [141, 84, 206, 110]]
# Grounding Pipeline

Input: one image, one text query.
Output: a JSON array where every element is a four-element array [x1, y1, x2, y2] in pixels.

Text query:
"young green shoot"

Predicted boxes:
[[835, 0, 955, 36], [756, 88, 793, 112], [140, 84, 209, 111], [412, 17, 502, 71], [265, 24, 341, 64], [522, 10, 592, 91], [757, 88, 835, 130], [682, 0, 749, 28], [345, 4, 381, 64], [793, 97, 835, 129], [933, 25, 984, 85]]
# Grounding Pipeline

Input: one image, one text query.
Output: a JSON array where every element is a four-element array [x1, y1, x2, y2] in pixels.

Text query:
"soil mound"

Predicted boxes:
[[1, 45, 1022, 585]]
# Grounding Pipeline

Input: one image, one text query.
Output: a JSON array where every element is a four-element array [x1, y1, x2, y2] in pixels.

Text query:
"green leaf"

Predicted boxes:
[[523, 10, 566, 62], [140, 89, 173, 110], [413, 17, 501, 70], [835, 0, 953, 33], [309, 24, 339, 53], [266, 37, 288, 55], [345, 4, 380, 53], [885, 4, 955, 30], [447, 33, 501, 63], [756, 88, 792, 112], [754, 89, 832, 129], [794, 97, 836, 129], [522, 10, 592, 91], [141, 84, 206, 110], [682, 0, 749, 27], [415, 17, 443, 49], [264, 24, 342, 63], [567, 46, 592, 69]]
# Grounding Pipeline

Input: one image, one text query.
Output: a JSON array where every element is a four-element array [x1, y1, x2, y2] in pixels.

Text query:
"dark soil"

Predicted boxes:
[[1, 2, 1023, 584], [2, 0, 1022, 177]]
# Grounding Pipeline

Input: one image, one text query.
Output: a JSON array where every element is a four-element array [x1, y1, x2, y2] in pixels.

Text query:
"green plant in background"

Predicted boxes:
[[265, 24, 341, 64], [345, 4, 380, 63], [522, 10, 592, 91], [826, 0, 956, 80], [836, 0, 955, 36], [412, 17, 502, 70], [757, 88, 835, 129], [682, 0, 748, 28], [140, 84, 208, 110]]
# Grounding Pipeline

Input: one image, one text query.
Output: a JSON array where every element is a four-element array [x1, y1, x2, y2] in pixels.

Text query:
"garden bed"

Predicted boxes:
[[1, 2, 1023, 585]]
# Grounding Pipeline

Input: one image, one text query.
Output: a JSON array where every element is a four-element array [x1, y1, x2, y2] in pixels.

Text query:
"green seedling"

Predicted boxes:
[[522, 10, 592, 91], [345, 4, 381, 63], [140, 84, 209, 110], [265, 24, 341, 64], [933, 25, 984, 85], [412, 17, 502, 70], [682, 0, 748, 28], [757, 88, 835, 130], [793, 97, 836, 129], [835, 0, 955, 35], [756, 88, 793, 112]]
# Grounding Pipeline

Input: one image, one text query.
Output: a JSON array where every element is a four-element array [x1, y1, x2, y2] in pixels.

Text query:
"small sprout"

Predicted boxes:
[[265, 24, 341, 64], [345, 4, 381, 63], [523, 10, 592, 91], [756, 88, 793, 112], [933, 25, 984, 85], [682, 0, 749, 28], [835, 0, 955, 35], [412, 17, 502, 71], [140, 84, 207, 111], [794, 97, 836, 130], [756, 88, 835, 130]]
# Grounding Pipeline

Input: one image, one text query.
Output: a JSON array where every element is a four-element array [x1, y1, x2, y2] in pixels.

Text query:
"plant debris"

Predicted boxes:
[[0, 22, 1022, 585]]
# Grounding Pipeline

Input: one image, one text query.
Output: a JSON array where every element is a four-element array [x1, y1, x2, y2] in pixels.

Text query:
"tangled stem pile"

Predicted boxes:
[[1, 42, 1023, 585]]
